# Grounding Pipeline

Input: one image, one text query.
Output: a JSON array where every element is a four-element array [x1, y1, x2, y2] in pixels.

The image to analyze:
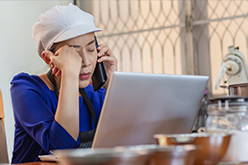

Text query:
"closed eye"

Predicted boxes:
[[88, 48, 95, 52]]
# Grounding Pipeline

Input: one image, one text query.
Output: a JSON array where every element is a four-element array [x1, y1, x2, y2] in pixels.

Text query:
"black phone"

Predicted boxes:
[[92, 36, 108, 91]]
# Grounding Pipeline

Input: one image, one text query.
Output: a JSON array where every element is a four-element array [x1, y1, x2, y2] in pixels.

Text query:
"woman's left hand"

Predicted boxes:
[[96, 43, 117, 89]]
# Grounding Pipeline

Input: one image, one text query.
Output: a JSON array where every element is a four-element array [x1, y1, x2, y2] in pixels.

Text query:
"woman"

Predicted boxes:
[[10, 3, 117, 163]]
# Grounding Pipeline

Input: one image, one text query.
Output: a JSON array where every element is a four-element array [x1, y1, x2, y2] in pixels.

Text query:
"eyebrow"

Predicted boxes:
[[68, 45, 80, 48], [86, 39, 95, 46]]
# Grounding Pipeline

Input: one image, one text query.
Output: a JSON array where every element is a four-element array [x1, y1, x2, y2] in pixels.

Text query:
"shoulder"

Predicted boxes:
[[11, 72, 37, 83], [10, 72, 48, 93]]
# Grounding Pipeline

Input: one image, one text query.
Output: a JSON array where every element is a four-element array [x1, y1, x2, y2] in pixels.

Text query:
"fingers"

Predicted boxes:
[[96, 43, 117, 66], [50, 66, 61, 77], [97, 44, 113, 58], [52, 66, 59, 75], [97, 55, 114, 63], [55, 70, 62, 77]]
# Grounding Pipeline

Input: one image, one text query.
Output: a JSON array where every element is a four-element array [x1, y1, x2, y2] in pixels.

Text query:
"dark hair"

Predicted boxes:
[[49, 43, 58, 53]]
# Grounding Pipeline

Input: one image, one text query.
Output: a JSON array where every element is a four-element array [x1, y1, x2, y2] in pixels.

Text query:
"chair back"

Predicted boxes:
[[0, 89, 9, 163]]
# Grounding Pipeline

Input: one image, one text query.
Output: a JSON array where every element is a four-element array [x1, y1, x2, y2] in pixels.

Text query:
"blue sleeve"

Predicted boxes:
[[11, 75, 80, 152]]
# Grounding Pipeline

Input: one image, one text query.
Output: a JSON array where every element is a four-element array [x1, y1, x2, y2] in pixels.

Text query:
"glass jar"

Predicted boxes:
[[206, 96, 248, 132], [206, 96, 248, 163]]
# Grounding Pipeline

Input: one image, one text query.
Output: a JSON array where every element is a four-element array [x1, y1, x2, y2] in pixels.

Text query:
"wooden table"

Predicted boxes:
[[14, 162, 57, 165], [11, 161, 248, 165]]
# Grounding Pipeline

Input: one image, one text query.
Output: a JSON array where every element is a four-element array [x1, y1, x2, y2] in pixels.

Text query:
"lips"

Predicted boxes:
[[79, 73, 91, 80]]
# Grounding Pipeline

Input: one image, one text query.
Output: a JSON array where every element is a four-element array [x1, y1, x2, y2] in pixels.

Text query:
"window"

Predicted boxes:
[[77, 0, 248, 95]]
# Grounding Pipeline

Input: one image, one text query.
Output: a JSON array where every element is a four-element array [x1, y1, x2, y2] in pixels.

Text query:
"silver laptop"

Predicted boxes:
[[92, 71, 209, 148]]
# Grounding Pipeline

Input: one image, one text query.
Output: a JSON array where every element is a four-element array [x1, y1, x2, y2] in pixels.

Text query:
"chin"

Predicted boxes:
[[79, 79, 91, 88]]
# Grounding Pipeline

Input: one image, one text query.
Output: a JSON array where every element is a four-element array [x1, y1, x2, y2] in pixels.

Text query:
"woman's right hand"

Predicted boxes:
[[42, 45, 82, 140], [42, 45, 82, 77]]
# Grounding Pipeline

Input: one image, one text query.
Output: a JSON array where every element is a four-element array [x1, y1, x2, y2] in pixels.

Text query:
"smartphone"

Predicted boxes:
[[92, 36, 108, 91]]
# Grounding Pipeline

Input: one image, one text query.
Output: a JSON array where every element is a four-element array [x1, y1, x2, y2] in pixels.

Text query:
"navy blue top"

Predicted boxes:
[[10, 73, 106, 163]]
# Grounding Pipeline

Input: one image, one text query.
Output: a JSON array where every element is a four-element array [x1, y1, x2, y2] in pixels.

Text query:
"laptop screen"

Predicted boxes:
[[92, 72, 209, 148]]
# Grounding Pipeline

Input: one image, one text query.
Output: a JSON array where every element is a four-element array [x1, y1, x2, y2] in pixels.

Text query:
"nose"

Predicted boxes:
[[80, 50, 90, 67]]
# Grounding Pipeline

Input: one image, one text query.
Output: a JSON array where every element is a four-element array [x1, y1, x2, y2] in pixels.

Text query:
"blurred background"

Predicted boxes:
[[1, 0, 248, 161]]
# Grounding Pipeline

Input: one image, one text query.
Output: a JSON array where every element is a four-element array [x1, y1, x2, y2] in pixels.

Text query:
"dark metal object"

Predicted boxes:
[[192, 93, 208, 133], [220, 83, 248, 97]]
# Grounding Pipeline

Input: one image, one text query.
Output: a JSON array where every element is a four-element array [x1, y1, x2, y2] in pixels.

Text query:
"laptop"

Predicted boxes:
[[92, 71, 209, 148]]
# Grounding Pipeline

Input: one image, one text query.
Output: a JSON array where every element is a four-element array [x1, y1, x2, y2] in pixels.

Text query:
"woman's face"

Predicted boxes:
[[54, 32, 97, 88]]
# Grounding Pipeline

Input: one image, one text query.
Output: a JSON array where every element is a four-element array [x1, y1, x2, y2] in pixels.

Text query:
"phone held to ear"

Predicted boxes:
[[92, 36, 108, 91]]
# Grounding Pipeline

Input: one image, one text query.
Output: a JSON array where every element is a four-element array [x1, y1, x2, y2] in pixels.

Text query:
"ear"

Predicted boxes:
[[42, 51, 54, 69], [42, 51, 50, 64]]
